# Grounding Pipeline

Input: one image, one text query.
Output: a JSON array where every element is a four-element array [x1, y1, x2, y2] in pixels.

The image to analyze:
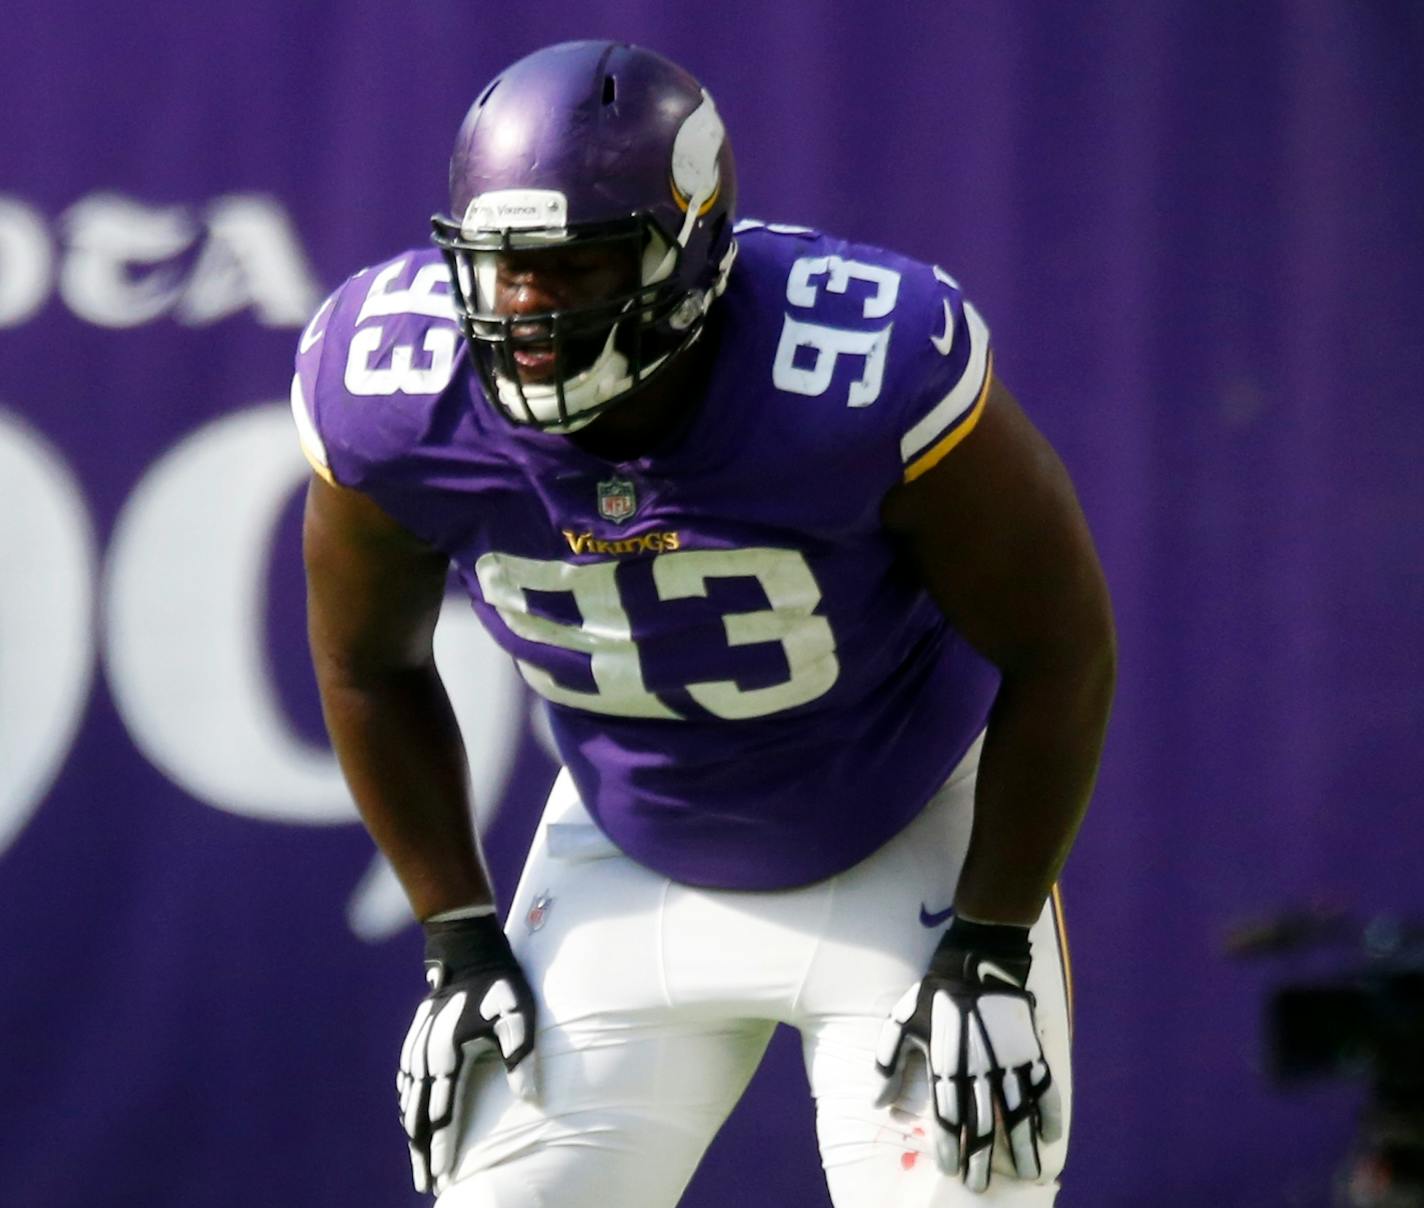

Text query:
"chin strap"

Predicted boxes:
[[495, 325, 678, 433]]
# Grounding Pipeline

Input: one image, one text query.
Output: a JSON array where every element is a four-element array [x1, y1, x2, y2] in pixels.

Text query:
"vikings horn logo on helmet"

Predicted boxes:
[[670, 92, 725, 218]]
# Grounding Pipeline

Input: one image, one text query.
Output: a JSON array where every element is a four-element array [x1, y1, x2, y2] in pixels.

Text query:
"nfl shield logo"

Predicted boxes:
[[597, 476, 638, 524]]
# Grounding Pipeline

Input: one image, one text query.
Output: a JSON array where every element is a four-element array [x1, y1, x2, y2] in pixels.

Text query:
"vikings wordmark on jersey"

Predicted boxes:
[[293, 224, 995, 890]]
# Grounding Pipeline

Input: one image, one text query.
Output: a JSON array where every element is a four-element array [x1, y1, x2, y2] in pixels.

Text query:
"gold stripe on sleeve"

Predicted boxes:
[[300, 438, 337, 486], [1051, 882, 1074, 1036], [901, 355, 993, 484], [290, 373, 337, 486]]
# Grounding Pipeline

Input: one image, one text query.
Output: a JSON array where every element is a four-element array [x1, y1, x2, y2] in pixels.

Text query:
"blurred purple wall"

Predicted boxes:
[[1, 2, 1420, 1204]]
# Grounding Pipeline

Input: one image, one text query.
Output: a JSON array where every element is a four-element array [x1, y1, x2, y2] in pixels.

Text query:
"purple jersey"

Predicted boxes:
[[293, 222, 999, 889]]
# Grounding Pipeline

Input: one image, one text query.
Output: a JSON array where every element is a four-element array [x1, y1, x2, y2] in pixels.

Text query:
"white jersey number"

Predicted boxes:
[[343, 260, 459, 397], [474, 554, 676, 720], [474, 547, 840, 721], [772, 254, 901, 408]]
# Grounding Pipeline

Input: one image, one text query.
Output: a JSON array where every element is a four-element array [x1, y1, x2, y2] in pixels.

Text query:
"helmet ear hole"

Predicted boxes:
[[602, 74, 616, 106]]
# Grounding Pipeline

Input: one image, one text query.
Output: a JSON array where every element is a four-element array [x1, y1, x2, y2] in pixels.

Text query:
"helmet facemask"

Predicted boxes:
[[433, 214, 712, 432]]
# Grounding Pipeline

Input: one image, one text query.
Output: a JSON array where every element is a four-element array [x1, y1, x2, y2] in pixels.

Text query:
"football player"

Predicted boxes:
[[296, 39, 1114, 1207]]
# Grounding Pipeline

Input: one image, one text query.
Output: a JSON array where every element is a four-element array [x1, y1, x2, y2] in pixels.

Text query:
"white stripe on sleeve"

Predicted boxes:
[[899, 302, 990, 464], [290, 373, 332, 478]]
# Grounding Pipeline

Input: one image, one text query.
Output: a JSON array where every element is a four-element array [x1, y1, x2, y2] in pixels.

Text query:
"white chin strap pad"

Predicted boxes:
[[496, 324, 675, 433]]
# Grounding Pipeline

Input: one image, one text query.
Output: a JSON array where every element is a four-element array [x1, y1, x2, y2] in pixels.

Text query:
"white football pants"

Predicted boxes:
[[438, 734, 1072, 1207]]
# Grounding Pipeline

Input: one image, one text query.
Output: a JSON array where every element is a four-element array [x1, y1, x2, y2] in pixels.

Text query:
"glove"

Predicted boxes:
[[874, 916, 1062, 1192], [396, 910, 539, 1194]]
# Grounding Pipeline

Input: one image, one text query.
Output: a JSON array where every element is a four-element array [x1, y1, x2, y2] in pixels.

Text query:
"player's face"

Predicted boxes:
[[489, 243, 641, 385]]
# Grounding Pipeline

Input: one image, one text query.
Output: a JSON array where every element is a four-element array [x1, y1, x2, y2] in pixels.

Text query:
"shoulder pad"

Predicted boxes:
[[290, 249, 462, 489], [740, 231, 991, 481]]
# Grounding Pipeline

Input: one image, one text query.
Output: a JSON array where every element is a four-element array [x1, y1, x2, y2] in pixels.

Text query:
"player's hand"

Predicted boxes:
[[874, 917, 1062, 1192], [397, 911, 538, 1194]]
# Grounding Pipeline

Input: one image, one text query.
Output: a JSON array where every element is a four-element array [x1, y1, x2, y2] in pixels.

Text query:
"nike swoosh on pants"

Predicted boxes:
[[919, 903, 955, 928]]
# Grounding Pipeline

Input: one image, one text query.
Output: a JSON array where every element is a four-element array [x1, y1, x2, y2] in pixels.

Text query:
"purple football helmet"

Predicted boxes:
[[431, 41, 738, 431]]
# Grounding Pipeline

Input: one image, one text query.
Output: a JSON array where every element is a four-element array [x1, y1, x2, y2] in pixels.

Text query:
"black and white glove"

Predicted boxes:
[[397, 910, 538, 1194], [874, 917, 1062, 1192]]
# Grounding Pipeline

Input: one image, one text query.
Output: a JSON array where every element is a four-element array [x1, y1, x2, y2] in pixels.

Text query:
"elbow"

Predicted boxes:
[[1075, 583, 1118, 713], [1077, 616, 1118, 748], [311, 638, 439, 692], [1085, 581, 1117, 681], [995, 585, 1117, 712], [1086, 619, 1117, 722], [1062, 547, 1117, 699]]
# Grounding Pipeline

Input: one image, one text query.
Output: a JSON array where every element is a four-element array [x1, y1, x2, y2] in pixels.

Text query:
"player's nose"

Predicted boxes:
[[500, 272, 566, 317]]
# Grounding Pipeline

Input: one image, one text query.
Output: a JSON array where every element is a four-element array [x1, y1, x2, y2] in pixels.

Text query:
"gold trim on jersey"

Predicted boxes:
[[298, 436, 336, 485], [1050, 881, 1074, 1037], [901, 355, 993, 484], [291, 375, 337, 485]]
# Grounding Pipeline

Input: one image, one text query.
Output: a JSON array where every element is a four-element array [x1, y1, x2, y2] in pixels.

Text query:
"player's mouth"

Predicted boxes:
[[512, 345, 557, 383], [502, 328, 609, 386]]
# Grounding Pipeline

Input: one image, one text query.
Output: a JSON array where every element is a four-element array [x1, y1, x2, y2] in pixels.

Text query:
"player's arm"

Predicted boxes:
[[881, 372, 1116, 925], [302, 472, 490, 919], [876, 373, 1111, 1187], [304, 474, 539, 1191]]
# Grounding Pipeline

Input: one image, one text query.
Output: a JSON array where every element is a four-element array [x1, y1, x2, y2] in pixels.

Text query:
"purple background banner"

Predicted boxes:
[[2, 3, 1421, 1205]]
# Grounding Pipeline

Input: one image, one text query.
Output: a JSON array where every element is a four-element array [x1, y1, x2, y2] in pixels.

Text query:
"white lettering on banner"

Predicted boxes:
[[101, 401, 519, 830], [59, 194, 195, 327], [174, 196, 322, 327], [0, 192, 320, 329], [0, 198, 53, 326], [0, 410, 97, 856], [0, 402, 527, 939], [103, 405, 355, 822], [87, 402, 523, 937]]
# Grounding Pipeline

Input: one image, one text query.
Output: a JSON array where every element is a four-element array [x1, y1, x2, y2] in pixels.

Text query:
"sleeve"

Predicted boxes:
[[290, 286, 342, 485], [288, 250, 459, 492], [895, 266, 993, 484]]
